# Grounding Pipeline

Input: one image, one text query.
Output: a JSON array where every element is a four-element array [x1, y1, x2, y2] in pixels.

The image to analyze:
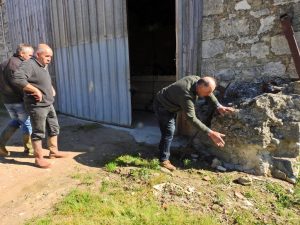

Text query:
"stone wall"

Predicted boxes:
[[0, 0, 12, 63], [201, 0, 300, 87]]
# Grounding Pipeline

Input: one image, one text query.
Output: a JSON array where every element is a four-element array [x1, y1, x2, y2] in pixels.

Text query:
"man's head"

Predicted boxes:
[[196, 76, 217, 97], [16, 43, 34, 60], [35, 43, 53, 66]]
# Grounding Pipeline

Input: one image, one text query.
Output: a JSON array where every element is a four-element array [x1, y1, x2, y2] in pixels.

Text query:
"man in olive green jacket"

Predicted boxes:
[[153, 75, 234, 171]]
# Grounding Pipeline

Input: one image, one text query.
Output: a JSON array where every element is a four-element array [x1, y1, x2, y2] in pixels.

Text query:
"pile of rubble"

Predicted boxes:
[[194, 80, 300, 184]]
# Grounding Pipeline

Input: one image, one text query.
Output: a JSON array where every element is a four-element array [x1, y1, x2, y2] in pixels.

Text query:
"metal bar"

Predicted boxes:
[[280, 14, 300, 80]]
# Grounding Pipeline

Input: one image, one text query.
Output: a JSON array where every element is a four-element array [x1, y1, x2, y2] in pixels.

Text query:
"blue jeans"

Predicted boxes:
[[4, 103, 32, 134], [153, 98, 176, 162]]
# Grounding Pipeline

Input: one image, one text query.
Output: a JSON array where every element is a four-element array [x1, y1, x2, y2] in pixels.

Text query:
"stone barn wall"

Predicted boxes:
[[201, 0, 300, 86], [195, 0, 300, 183]]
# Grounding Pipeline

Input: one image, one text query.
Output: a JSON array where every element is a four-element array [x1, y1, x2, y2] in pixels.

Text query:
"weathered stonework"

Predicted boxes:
[[258, 16, 275, 34], [235, 0, 251, 11], [226, 51, 250, 60], [203, 0, 224, 16], [202, 18, 215, 40], [262, 62, 286, 77], [294, 3, 300, 31], [274, 0, 300, 6], [199, 1, 300, 182], [251, 42, 269, 58], [287, 59, 298, 79], [296, 32, 300, 46], [220, 18, 250, 37], [238, 36, 259, 44], [250, 9, 271, 18], [271, 35, 290, 55], [201, 0, 300, 82], [202, 39, 225, 58]]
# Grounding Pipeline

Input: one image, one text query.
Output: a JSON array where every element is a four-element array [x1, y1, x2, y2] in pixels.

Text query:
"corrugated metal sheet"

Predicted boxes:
[[50, 0, 131, 126], [176, 0, 202, 79], [6, 0, 132, 126], [6, 0, 53, 48], [176, 0, 203, 135]]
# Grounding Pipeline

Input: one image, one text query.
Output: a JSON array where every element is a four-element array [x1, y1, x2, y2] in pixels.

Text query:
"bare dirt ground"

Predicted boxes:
[[0, 112, 140, 225]]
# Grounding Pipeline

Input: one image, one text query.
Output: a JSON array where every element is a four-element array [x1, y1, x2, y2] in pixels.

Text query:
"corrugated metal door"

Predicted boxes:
[[6, 0, 53, 48], [50, 0, 131, 126], [175, 0, 203, 135], [176, 0, 202, 79]]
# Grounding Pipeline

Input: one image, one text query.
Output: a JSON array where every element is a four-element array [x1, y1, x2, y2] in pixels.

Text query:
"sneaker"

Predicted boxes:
[[0, 146, 10, 157], [160, 160, 176, 171]]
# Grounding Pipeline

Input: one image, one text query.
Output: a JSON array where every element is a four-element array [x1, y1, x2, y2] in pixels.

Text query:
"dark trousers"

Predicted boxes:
[[153, 98, 177, 162], [25, 104, 60, 141]]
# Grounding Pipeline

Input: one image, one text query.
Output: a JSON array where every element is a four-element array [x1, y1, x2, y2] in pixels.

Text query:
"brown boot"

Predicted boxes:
[[160, 160, 176, 171], [47, 136, 68, 159], [23, 134, 34, 156], [0, 125, 18, 156], [0, 146, 10, 157], [32, 140, 51, 168]]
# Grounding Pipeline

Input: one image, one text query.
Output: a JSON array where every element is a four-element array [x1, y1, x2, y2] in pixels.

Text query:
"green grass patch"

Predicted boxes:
[[129, 168, 152, 180], [266, 182, 296, 208], [183, 158, 192, 168], [70, 173, 95, 186], [111, 154, 160, 170], [26, 181, 217, 225], [231, 210, 260, 225], [105, 162, 117, 172]]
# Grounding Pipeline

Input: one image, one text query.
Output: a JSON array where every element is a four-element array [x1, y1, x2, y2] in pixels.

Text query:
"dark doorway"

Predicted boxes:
[[127, 0, 176, 117]]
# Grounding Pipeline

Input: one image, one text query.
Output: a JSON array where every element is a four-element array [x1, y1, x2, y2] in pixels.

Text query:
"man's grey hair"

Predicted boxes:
[[35, 43, 52, 54], [16, 43, 34, 55]]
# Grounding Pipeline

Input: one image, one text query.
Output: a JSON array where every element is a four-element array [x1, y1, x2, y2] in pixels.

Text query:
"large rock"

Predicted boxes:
[[194, 86, 300, 183]]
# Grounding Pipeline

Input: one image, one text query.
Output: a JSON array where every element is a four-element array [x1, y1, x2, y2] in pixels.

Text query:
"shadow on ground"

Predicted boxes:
[[58, 121, 214, 171]]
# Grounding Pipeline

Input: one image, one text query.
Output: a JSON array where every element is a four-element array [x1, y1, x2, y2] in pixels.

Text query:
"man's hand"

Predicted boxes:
[[217, 105, 235, 116], [31, 89, 43, 102], [208, 130, 225, 147], [23, 84, 43, 102]]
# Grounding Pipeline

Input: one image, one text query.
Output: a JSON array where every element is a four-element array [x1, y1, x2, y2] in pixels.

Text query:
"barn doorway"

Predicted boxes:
[[127, 0, 176, 127]]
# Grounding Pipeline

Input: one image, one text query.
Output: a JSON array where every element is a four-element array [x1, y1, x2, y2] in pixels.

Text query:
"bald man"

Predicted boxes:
[[153, 75, 234, 171], [12, 43, 67, 168]]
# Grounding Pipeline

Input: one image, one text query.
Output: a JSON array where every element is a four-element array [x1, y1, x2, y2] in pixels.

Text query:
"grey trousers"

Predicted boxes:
[[25, 104, 60, 141]]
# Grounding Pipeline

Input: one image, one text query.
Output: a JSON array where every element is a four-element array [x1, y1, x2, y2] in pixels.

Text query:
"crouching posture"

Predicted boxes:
[[11, 44, 67, 168], [153, 75, 234, 171]]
